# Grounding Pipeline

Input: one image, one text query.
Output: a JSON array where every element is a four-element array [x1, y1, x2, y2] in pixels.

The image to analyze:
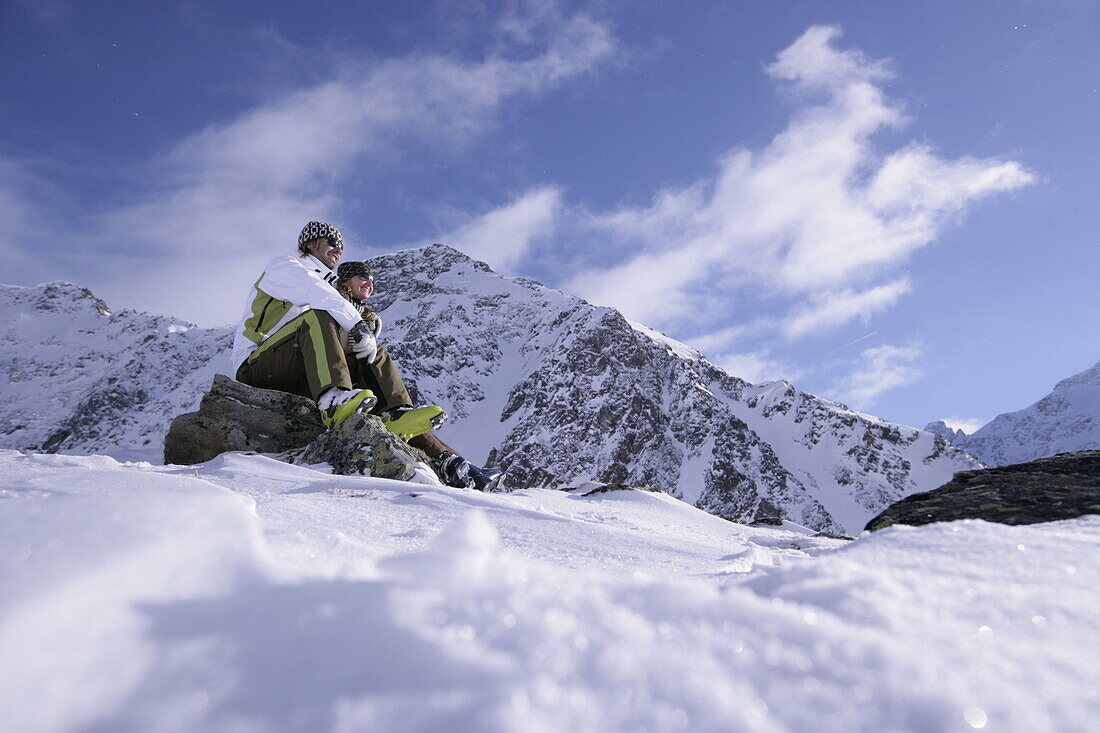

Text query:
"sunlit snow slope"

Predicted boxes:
[[1, 449, 1097, 732]]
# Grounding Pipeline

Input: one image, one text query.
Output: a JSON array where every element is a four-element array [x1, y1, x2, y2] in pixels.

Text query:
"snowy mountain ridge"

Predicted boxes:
[[0, 281, 230, 457], [926, 359, 1100, 466], [0, 245, 980, 534]]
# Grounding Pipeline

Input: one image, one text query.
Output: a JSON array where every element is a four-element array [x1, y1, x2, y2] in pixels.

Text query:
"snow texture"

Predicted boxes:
[[1, 449, 1097, 732]]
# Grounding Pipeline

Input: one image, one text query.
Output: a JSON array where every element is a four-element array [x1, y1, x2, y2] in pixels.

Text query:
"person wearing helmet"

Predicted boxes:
[[335, 260, 503, 492]]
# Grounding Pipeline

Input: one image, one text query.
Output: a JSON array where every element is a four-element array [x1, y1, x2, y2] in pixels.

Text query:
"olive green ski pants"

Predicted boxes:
[[235, 309, 413, 410]]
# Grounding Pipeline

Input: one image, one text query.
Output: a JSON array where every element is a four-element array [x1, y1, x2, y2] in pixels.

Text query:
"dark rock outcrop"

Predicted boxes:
[[164, 375, 324, 464], [865, 450, 1100, 531], [291, 412, 434, 481], [165, 376, 438, 482]]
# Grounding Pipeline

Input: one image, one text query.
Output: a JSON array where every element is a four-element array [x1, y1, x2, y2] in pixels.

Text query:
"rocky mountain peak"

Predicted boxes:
[[1055, 359, 1100, 389], [1, 281, 112, 317], [376, 242, 493, 282], [944, 358, 1100, 466], [923, 420, 963, 441]]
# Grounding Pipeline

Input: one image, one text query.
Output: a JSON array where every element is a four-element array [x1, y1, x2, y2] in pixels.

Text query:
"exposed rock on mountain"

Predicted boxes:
[[923, 420, 966, 444], [364, 244, 978, 533], [934, 361, 1100, 466], [865, 450, 1100, 531], [1, 247, 980, 533]]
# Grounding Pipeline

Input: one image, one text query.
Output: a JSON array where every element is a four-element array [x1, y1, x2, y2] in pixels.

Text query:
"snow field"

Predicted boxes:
[[1, 449, 1098, 732]]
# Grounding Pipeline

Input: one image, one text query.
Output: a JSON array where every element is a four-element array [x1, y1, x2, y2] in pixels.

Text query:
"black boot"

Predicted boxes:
[[434, 451, 503, 492]]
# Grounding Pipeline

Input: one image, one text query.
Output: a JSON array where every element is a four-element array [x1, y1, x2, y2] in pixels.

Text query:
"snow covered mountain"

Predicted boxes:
[[0, 245, 980, 533], [0, 282, 229, 460], [929, 360, 1100, 466]]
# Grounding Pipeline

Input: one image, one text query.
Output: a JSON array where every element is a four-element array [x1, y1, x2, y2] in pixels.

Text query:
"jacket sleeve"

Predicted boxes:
[[260, 255, 363, 331]]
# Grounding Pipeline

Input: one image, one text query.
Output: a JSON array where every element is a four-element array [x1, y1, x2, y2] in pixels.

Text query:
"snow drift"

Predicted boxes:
[[1, 449, 1097, 731]]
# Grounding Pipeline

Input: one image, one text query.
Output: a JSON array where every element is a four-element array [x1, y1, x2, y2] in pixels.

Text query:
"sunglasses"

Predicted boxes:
[[325, 236, 343, 250]]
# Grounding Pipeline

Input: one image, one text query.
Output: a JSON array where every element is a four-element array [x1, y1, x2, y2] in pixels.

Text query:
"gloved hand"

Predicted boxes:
[[364, 312, 383, 338], [348, 320, 378, 363]]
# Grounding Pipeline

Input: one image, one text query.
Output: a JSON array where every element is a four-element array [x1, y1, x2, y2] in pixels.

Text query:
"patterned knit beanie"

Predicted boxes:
[[298, 221, 342, 251], [336, 261, 373, 286]]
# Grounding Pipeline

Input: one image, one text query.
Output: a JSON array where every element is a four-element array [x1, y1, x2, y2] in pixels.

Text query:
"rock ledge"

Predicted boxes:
[[165, 375, 324, 464], [865, 450, 1100, 531]]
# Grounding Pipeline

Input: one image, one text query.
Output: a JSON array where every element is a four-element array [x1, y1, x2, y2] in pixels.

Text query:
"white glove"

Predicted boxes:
[[348, 320, 378, 363]]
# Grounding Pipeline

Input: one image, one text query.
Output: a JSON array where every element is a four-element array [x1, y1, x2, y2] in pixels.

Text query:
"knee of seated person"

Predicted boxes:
[[311, 309, 339, 327]]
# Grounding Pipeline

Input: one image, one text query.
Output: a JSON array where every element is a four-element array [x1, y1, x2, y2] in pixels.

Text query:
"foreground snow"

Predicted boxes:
[[1, 450, 1097, 732]]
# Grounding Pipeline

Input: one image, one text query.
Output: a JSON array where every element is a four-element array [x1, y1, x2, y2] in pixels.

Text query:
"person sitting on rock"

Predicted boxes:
[[229, 220, 499, 491], [334, 259, 502, 492], [232, 221, 381, 429]]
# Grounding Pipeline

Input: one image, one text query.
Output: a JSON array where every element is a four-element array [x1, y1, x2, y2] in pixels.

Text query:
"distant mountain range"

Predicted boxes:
[[925, 359, 1100, 466], [1, 245, 984, 534]]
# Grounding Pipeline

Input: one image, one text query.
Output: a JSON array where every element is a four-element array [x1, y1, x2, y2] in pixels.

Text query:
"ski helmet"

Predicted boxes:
[[298, 221, 343, 251], [336, 261, 373, 286]]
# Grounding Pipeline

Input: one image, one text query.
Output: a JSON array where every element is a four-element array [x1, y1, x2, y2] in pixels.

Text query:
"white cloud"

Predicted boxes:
[[566, 241, 713, 324], [766, 24, 892, 92], [442, 187, 562, 272], [0, 153, 35, 235], [713, 349, 805, 385], [0, 151, 69, 286], [72, 6, 616, 325], [834, 343, 923, 409], [941, 416, 987, 435], [687, 324, 752, 355], [781, 279, 911, 339], [562, 24, 1034, 335]]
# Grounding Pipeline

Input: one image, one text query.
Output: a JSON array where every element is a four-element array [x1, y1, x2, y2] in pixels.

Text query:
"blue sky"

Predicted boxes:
[[2, 0, 1098, 433]]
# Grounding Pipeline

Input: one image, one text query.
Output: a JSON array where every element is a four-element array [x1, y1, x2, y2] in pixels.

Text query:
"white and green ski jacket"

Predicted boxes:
[[231, 253, 362, 373]]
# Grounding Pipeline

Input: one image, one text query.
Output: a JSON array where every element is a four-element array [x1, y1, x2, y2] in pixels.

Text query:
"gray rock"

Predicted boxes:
[[164, 375, 324, 464], [568, 483, 665, 497], [165, 375, 438, 483], [922, 420, 964, 442], [865, 450, 1100, 531], [750, 497, 784, 526], [291, 412, 435, 481]]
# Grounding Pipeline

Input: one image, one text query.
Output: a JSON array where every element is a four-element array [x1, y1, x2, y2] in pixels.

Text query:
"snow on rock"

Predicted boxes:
[[1, 449, 1097, 732], [368, 245, 980, 534], [0, 251, 980, 533], [949, 359, 1100, 466]]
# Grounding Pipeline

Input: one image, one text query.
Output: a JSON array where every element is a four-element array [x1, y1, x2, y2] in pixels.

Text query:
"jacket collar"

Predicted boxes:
[[303, 253, 339, 285]]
